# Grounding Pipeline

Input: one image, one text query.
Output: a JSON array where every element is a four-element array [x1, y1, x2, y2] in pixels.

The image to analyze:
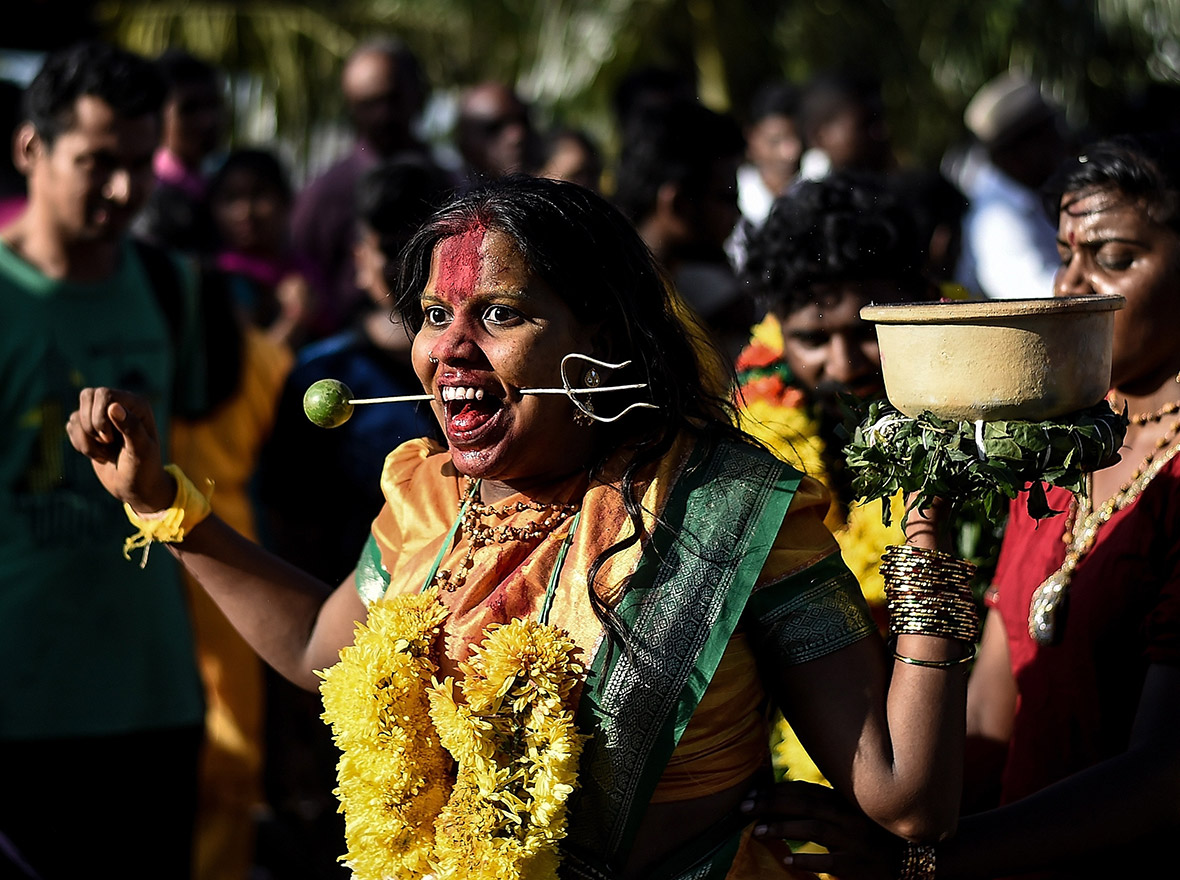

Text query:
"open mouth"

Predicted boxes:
[[441, 384, 504, 440]]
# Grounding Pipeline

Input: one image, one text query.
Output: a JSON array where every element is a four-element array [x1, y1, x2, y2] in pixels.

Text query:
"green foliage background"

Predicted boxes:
[[95, 0, 1180, 178]]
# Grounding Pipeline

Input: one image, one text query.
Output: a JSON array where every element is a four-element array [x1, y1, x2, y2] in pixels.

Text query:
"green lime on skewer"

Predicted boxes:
[[304, 379, 355, 428]]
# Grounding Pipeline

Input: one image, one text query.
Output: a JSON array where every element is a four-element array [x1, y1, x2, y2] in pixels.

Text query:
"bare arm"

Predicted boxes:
[[66, 386, 367, 690], [964, 609, 1017, 742], [769, 627, 969, 842], [754, 502, 970, 842], [166, 517, 366, 689]]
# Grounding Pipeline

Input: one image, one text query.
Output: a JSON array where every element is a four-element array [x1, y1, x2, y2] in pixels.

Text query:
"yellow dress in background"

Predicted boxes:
[[170, 325, 293, 880]]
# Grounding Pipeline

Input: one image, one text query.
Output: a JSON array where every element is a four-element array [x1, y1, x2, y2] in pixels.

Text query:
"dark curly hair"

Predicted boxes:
[[1043, 130, 1180, 233], [741, 171, 935, 317], [22, 41, 166, 147]]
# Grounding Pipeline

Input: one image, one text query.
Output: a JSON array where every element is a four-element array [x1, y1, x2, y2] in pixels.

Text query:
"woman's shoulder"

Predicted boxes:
[[380, 436, 452, 492], [370, 437, 459, 558]]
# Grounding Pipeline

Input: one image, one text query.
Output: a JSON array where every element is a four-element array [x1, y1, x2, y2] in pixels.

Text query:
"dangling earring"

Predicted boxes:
[[558, 352, 660, 424], [573, 368, 601, 426]]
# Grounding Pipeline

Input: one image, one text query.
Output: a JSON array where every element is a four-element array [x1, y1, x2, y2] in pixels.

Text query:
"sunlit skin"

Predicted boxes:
[[412, 226, 600, 503], [1055, 185, 1180, 508], [8, 95, 159, 280]]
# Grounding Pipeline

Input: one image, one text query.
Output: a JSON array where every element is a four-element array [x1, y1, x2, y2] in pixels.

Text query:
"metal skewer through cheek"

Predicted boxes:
[[346, 354, 658, 423], [346, 385, 646, 405]]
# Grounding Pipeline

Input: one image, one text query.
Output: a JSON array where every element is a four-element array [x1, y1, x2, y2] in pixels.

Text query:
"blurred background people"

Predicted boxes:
[[797, 69, 894, 181], [454, 80, 539, 187], [738, 79, 804, 230], [167, 234, 294, 880], [887, 165, 972, 295], [610, 63, 697, 141], [612, 98, 751, 359], [728, 78, 804, 270], [0, 40, 205, 880], [253, 155, 450, 880], [534, 125, 603, 192], [208, 147, 319, 350], [953, 72, 1072, 300], [260, 154, 447, 585], [291, 36, 437, 338], [132, 48, 226, 257]]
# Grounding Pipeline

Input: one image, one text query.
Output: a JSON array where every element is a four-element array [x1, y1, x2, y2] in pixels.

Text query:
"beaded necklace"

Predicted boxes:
[[1115, 371, 1180, 426], [1028, 414, 1180, 644], [427, 478, 581, 595]]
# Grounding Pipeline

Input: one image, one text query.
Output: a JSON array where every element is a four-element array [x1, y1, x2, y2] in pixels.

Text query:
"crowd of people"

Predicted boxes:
[[0, 30, 1177, 880]]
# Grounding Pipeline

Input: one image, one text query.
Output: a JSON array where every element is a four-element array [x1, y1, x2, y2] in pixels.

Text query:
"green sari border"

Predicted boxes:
[[564, 436, 803, 876]]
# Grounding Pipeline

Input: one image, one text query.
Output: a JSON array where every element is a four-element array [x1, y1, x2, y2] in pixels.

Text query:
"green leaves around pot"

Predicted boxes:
[[845, 400, 1128, 525]]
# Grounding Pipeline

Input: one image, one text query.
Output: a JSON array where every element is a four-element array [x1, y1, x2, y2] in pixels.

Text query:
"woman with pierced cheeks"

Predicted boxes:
[[67, 175, 978, 880]]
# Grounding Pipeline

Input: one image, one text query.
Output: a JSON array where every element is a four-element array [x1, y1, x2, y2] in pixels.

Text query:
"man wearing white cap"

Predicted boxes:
[[953, 72, 1070, 300]]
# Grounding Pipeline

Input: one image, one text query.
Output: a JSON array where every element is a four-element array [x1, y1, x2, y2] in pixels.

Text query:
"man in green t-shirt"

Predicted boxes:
[[0, 41, 206, 880]]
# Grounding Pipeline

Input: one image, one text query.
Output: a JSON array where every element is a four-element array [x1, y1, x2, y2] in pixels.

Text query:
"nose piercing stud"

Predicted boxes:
[[428, 352, 439, 364]]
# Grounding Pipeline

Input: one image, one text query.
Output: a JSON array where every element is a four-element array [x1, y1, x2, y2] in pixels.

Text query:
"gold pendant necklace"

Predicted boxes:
[[1029, 420, 1180, 644]]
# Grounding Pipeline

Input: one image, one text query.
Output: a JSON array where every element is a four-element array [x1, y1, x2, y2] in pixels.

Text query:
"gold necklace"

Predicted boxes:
[[432, 480, 581, 593], [1028, 417, 1180, 644]]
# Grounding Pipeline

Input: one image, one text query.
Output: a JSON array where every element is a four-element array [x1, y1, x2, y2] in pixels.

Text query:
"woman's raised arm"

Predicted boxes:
[[748, 502, 972, 844], [66, 386, 367, 689]]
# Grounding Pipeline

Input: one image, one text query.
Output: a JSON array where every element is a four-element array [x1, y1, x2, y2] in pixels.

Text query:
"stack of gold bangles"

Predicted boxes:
[[881, 544, 979, 666]]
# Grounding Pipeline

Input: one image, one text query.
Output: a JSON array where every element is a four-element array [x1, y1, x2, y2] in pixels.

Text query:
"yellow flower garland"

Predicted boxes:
[[318, 588, 587, 880], [318, 589, 453, 879], [429, 618, 587, 879]]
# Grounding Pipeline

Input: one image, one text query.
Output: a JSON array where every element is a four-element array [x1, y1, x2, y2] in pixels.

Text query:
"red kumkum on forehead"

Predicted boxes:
[[434, 223, 487, 302]]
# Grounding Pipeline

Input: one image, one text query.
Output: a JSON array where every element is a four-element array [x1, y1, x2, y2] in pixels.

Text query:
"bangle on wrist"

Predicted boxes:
[[122, 464, 214, 567], [892, 641, 977, 668]]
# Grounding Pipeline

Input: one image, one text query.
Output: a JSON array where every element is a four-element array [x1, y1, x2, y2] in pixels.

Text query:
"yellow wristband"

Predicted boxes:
[[122, 464, 214, 567]]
